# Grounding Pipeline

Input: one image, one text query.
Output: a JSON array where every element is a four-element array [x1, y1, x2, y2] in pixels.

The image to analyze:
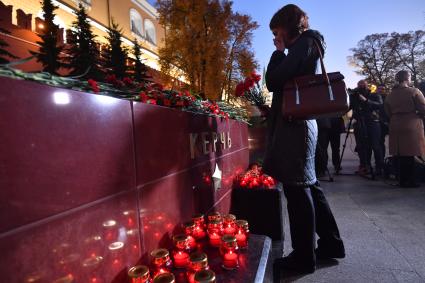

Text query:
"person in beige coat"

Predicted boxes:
[[384, 70, 425, 187]]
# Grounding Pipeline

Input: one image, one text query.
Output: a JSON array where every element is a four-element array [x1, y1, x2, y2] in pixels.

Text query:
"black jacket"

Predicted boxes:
[[263, 30, 324, 186], [350, 88, 383, 122]]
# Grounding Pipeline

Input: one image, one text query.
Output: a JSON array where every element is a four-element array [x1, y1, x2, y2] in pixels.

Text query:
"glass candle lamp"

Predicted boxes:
[[128, 265, 151, 283], [235, 220, 249, 249], [182, 221, 197, 251], [220, 235, 239, 270], [172, 234, 191, 269], [192, 214, 207, 240], [152, 272, 175, 283], [207, 211, 221, 222], [207, 219, 223, 248], [186, 252, 209, 283], [150, 249, 173, 278], [222, 214, 236, 235], [194, 270, 216, 283]]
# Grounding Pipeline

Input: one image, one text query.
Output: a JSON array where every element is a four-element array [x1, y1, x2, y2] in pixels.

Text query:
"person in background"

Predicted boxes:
[[377, 85, 389, 157], [385, 71, 425, 188], [315, 117, 345, 176], [264, 4, 344, 274]]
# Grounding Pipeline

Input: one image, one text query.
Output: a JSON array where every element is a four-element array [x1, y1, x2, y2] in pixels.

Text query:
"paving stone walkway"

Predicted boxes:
[[276, 134, 425, 282]]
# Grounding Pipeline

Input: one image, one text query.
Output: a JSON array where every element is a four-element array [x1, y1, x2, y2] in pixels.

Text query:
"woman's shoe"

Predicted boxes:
[[274, 251, 316, 273]]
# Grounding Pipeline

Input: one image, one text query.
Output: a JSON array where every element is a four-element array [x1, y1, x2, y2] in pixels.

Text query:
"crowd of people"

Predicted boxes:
[[315, 73, 425, 188]]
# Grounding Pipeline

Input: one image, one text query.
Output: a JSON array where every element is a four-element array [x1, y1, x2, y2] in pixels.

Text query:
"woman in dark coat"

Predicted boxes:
[[263, 4, 345, 273]]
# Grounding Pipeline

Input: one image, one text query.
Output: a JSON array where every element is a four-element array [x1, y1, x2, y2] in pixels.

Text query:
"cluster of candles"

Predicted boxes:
[[128, 212, 249, 283], [234, 164, 276, 189]]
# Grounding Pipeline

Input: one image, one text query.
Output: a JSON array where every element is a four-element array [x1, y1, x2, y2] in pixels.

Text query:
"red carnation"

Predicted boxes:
[[87, 79, 99, 93], [139, 91, 148, 102], [244, 77, 255, 89], [235, 82, 246, 97], [163, 99, 171, 107], [251, 72, 261, 83], [123, 77, 133, 86], [147, 99, 157, 105]]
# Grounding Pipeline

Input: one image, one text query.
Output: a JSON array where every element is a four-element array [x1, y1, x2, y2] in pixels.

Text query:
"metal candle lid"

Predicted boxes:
[[153, 272, 175, 283], [128, 265, 149, 278], [183, 221, 196, 229], [235, 219, 249, 229], [223, 214, 236, 222], [151, 248, 170, 259], [173, 234, 189, 245], [189, 252, 208, 265], [192, 214, 205, 221], [194, 270, 216, 283], [221, 234, 237, 243]]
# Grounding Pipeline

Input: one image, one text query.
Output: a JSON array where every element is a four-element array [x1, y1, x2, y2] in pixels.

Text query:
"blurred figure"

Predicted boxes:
[[315, 117, 345, 176], [385, 71, 425, 188], [376, 85, 389, 158], [351, 80, 384, 176]]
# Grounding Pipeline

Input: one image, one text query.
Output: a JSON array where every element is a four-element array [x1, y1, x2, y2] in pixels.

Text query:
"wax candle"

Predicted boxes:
[[186, 252, 209, 283], [192, 214, 206, 240], [152, 272, 175, 283], [207, 219, 223, 248], [128, 265, 151, 283], [235, 220, 249, 249], [182, 221, 197, 251], [194, 270, 216, 283], [172, 234, 190, 269], [220, 235, 239, 270], [222, 214, 236, 236], [150, 249, 172, 278]]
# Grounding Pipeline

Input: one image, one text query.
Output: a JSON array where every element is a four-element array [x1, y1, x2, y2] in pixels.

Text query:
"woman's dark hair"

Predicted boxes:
[[395, 70, 410, 83], [269, 4, 309, 39]]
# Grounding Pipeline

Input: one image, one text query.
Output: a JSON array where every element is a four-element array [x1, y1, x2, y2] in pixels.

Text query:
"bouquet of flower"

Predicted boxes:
[[233, 163, 276, 189], [234, 72, 266, 106]]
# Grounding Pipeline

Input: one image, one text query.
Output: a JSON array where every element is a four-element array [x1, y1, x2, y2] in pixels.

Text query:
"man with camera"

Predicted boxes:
[[351, 80, 384, 176]]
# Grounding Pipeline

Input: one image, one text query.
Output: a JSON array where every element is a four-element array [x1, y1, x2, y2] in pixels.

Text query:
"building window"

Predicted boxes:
[[144, 19, 156, 45], [130, 9, 143, 37]]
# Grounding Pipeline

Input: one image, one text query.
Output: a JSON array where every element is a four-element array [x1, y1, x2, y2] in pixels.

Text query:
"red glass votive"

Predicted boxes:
[[207, 211, 221, 222], [152, 272, 175, 283], [222, 214, 236, 235], [128, 265, 151, 283], [220, 235, 239, 270], [194, 270, 216, 283], [150, 249, 173, 278], [186, 252, 209, 283], [207, 219, 223, 248], [192, 214, 207, 240], [235, 220, 249, 249], [182, 221, 197, 251], [172, 234, 190, 269]]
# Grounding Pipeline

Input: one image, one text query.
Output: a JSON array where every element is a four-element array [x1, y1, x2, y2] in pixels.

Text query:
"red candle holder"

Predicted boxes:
[[194, 270, 216, 283], [207, 211, 221, 222], [220, 235, 239, 270], [186, 252, 209, 283], [182, 221, 197, 251], [207, 219, 223, 248], [172, 234, 190, 269], [235, 220, 249, 249], [128, 265, 151, 283], [222, 214, 236, 236], [150, 249, 173, 278], [192, 214, 207, 240], [152, 272, 175, 283]]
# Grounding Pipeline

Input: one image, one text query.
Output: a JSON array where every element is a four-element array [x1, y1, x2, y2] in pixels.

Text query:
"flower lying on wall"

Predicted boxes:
[[233, 163, 276, 189]]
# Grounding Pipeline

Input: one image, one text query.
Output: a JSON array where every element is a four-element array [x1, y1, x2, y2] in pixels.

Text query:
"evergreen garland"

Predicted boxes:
[[0, 27, 18, 64], [132, 39, 149, 82], [30, 0, 63, 74], [102, 20, 128, 79], [66, 3, 103, 79]]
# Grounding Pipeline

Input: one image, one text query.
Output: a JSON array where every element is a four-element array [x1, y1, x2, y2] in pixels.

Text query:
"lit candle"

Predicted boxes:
[[223, 251, 238, 270], [194, 270, 216, 283], [192, 214, 206, 240], [220, 235, 239, 270], [186, 252, 209, 283], [182, 221, 197, 251], [150, 249, 173, 278], [172, 234, 190, 269], [128, 265, 151, 283], [152, 272, 175, 283], [235, 220, 249, 249], [222, 214, 236, 236], [209, 233, 221, 247], [207, 211, 221, 222]]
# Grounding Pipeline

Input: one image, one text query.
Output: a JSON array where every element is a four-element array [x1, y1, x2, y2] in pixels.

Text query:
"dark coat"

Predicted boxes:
[[263, 30, 325, 187]]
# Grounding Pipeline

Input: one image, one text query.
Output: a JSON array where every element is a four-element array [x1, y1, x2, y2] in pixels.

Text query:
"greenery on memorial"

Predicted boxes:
[[132, 39, 149, 82], [65, 3, 103, 80], [30, 0, 63, 74], [349, 30, 425, 87], [102, 20, 128, 79], [0, 27, 18, 64]]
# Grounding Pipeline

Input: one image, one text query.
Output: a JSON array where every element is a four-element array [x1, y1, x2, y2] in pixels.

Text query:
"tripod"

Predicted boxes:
[[336, 115, 375, 179]]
